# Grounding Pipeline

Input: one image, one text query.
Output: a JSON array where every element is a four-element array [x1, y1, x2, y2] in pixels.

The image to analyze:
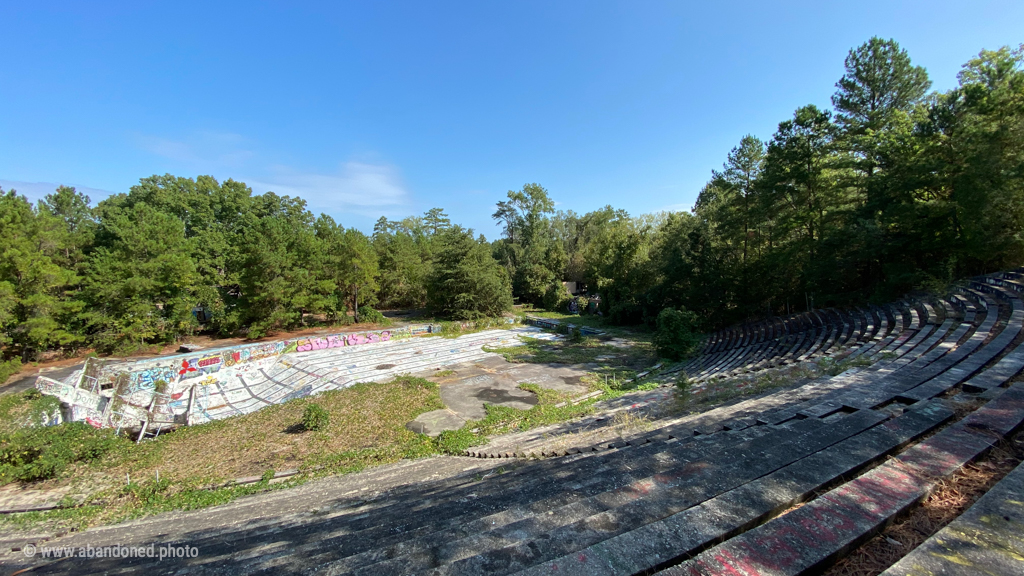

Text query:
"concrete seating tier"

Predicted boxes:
[[674, 288, 993, 387], [192, 329, 527, 422], [880, 459, 1024, 576]]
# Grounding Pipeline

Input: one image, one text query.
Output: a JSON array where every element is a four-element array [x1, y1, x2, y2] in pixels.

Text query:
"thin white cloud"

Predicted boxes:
[[135, 131, 254, 169], [657, 202, 692, 213], [133, 130, 412, 217], [245, 161, 411, 217], [0, 179, 115, 204]]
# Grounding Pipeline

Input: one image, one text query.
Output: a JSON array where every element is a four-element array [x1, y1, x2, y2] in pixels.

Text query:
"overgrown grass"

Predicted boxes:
[[816, 355, 872, 376], [520, 308, 647, 338], [0, 389, 63, 434], [107, 376, 445, 483], [0, 423, 129, 484], [0, 358, 22, 385], [435, 316, 519, 338], [0, 375, 448, 532], [484, 336, 655, 373], [434, 380, 606, 454]]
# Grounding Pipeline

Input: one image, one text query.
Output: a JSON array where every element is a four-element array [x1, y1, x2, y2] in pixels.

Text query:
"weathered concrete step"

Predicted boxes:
[[509, 401, 953, 576], [284, 424, 802, 572], [343, 412, 888, 576], [660, 384, 1024, 576], [881, 459, 1024, 576], [270, 424, 790, 570]]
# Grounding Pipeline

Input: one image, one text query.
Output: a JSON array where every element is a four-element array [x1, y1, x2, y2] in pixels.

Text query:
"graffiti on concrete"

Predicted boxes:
[[36, 322, 520, 432]]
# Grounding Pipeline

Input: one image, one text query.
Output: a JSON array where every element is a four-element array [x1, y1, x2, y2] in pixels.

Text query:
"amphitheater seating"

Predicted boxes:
[[14, 272, 1024, 576], [190, 329, 526, 422]]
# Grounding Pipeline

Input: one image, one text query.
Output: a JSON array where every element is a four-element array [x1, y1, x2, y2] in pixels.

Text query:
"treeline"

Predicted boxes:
[[2, 38, 1022, 377], [0, 176, 510, 377], [485, 39, 1024, 329]]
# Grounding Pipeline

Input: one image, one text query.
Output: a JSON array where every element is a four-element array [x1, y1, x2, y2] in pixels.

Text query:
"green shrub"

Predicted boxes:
[[0, 423, 126, 483], [357, 306, 389, 326], [542, 281, 571, 312], [0, 389, 63, 433], [653, 307, 701, 360], [571, 296, 590, 315], [0, 358, 22, 385], [301, 403, 330, 432]]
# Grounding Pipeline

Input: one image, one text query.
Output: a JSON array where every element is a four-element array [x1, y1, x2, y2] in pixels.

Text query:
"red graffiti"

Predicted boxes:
[[178, 360, 196, 376], [715, 549, 759, 575]]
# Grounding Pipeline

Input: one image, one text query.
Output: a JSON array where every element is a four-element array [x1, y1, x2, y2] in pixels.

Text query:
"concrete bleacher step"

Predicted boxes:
[[657, 384, 1024, 576], [511, 401, 951, 576], [492, 289, 989, 460], [680, 291, 982, 387], [303, 426, 789, 563], [321, 413, 886, 576], [880, 458, 1024, 576]]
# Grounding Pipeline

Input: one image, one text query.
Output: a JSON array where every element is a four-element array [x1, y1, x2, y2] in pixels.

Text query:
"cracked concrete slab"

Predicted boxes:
[[406, 409, 468, 437], [409, 355, 591, 434]]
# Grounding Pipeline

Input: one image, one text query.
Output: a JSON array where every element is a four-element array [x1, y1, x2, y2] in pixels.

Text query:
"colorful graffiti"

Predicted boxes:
[[36, 320, 521, 431], [295, 330, 392, 352]]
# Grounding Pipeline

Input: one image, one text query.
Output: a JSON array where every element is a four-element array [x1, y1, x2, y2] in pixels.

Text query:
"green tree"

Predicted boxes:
[[492, 183, 564, 305], [0, 189, 84, 359], [833, 36, 931, 136], [82, 201, 200, 352], [231, 193, 318, 337], [833, 37, 931, 202], [925, 44, 1024, 274], [423, 207, 451, 235], [38, 185, 95, 269], [428, 227, 513, 319], [373, 210, 439, 308]]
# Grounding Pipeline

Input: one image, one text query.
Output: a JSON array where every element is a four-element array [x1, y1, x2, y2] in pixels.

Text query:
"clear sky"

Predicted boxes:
[[1, 1, 1021, 237]]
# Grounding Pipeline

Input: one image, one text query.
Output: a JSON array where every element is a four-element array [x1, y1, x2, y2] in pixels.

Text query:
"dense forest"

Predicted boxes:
[[2, 38, 1022, 379]]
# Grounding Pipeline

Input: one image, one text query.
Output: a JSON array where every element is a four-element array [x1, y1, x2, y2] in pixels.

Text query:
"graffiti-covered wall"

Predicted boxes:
[[89, 327, 401, 430], [37, 319, 519, 432]]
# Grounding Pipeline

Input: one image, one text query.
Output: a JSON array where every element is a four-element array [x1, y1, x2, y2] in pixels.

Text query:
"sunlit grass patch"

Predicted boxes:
[[0, 375, 448, 532]]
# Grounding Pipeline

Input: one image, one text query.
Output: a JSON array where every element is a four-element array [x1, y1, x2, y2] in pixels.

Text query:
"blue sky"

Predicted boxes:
[[2, 1, 1021, 238]]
